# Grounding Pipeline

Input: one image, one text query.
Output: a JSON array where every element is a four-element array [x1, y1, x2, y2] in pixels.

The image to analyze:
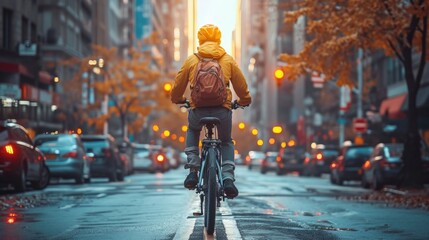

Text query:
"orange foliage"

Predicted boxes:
[[280, 0, 429, 87]]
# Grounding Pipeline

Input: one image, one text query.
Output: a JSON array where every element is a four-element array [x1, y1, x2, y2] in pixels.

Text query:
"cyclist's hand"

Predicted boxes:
[[232, 100, 248, 110], [179, 99, 190, 109]]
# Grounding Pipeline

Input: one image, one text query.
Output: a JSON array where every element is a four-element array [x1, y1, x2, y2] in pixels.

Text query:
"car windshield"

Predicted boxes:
[[0, 129, 8, 141], [35, 135, 75, 146], [385, 144, 404, 158], [284, 146, 306, 157], [134, 148, 149, 155], [249, 151, 264, 159], [82, 140, 109, 155], [345, 147, 373, 160], [322, 149, 339, 157]]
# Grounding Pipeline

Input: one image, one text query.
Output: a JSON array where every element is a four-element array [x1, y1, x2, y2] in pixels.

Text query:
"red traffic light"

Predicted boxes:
[[274, 69, 285, 79], [274, 68, 285, 87]]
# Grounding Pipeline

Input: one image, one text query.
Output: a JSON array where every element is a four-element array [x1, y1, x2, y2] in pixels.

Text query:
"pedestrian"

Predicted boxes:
[[170, 24, 252, 198]]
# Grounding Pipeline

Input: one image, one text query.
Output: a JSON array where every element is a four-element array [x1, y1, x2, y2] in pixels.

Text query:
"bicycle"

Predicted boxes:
[[180, 100, 245, 235]]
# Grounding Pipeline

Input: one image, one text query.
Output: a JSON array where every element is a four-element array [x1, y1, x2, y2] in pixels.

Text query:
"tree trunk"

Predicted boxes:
[[120, 112, 126, 139], [400, 71, 423, 189]]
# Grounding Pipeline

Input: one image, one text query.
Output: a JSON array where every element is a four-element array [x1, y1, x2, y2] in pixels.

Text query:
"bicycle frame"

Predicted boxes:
[[196, 122, 224, 198]]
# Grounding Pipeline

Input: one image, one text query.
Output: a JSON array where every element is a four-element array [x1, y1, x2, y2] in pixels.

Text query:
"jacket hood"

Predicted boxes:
[[198, 24, 221, 45], [197, 42, 226, 59]]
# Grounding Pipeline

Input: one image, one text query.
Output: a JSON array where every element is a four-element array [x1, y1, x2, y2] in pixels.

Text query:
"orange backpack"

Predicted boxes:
[[191, 53, 227, 107]]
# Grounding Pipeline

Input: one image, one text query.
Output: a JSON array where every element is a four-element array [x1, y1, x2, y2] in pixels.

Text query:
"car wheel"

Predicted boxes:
[[361, 174, 370, 189], [371, 171, 384, 191], [31, 165, 50, 190], [109, 167, 118, 182], [14, 166, 27, 192], [337, 176, 344, 185], [75, 175, 84, 184], [330, 172, 336, 184], [117, 169, 125, 181]]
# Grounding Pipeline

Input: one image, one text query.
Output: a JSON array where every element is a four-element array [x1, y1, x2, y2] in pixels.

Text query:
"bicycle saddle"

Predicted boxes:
[[199, 117, 221, 125]]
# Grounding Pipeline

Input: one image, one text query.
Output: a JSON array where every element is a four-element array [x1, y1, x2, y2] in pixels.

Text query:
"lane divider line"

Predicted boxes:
[[173, 194, 200, 240], [219, 201, 242, 240]]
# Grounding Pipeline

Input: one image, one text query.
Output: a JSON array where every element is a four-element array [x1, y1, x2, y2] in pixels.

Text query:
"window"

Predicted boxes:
[[31, 22, 37, 42], [22, 16, 29, 41], [2, 8, 13, 49]]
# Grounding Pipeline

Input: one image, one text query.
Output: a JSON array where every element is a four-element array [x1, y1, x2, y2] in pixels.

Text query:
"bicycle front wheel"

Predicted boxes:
[[204, 148, 218, 235]]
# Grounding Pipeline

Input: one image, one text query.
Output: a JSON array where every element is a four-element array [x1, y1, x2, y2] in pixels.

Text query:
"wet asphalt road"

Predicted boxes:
[[1, 165, 429, 240]]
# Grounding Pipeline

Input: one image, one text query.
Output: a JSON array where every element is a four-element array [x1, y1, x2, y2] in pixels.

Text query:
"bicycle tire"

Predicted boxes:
[[204, 147, 217, 235]]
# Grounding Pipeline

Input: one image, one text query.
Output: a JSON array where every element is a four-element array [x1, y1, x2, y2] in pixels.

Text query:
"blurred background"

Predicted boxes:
[[1, 0, 428, 156]]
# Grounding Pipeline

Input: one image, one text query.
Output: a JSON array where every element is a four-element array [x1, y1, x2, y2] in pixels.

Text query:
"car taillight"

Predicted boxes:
[[156, 154, 165, 162], [276, 156, 281, 162], [316, 153, 323, 161], [330, 162, 338, 169], [362, 160, 371, 170], [379, 159, 388, 168], [5, 144, 14, 155], [62, 151, 78, 158], [304, 157, 310, 165]]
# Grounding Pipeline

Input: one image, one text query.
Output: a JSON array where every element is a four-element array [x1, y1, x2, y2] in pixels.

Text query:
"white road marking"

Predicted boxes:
[[174, 193, 242, 240], [59, 204, 76, 210], [173, 194, 200, 240], [219, 201, 242, 240]]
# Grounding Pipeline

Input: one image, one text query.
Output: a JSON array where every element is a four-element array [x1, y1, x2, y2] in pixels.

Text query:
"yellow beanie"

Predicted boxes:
[[198, 24, 222, 45]]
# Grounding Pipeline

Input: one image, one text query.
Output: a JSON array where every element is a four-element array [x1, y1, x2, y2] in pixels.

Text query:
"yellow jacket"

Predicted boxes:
[[170, 41, 252, 109]]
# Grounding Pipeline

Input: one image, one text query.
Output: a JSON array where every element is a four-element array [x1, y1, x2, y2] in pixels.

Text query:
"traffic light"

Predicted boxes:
[[274, 68, 285, 87]]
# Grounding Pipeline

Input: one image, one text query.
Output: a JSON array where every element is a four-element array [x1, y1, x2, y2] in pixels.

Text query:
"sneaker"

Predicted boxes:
[[223, 179, 239, 199], [184, 169, 198, 189]]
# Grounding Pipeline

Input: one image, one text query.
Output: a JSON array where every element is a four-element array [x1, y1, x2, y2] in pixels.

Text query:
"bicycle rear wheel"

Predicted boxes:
[[204, 148, 217, 235]]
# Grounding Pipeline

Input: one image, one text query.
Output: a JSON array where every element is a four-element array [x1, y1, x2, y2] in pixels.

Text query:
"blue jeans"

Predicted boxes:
[[185, 107, 235, 181]]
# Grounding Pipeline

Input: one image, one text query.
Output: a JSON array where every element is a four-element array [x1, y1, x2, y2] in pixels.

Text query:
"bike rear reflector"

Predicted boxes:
[[5, 145, 14, 154]]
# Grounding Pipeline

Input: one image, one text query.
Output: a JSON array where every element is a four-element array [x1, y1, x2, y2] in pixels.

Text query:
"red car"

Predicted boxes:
[[0, 120, 50, 192]]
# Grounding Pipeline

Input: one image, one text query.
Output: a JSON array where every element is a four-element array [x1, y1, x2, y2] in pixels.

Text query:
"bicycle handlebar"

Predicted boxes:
[[178, 99, 248, 110]]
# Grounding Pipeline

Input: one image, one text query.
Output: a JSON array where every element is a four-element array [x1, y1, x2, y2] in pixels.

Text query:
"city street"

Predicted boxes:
[[1, 166, 428, 240]]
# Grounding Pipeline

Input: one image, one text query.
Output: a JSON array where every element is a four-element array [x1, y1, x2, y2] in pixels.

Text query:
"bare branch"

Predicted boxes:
[[388, 39, 406, 64], [415, 15, 428, 91]]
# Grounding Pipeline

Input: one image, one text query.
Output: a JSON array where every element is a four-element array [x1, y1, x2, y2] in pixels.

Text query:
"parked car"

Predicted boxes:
[[330, 143, 373, 185], [165, 147, 180, 170], [34, 133, 89, 184], [0, 120, 50, 192], [132, 144, 169, 173], [81, 135, 125, 182], [362, 142, 429, 190], [361, 143, 404, 190], [302, 144, 339, 177], [246, 150, 265, 170], [276, 144, 308, 175], [117, 139, 133, 175], [260, 151, 278, 174]]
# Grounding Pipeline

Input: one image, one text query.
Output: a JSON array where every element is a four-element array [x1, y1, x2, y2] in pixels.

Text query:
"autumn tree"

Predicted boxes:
[[280, 0, 428, 188], [63, 43, 162, 139]]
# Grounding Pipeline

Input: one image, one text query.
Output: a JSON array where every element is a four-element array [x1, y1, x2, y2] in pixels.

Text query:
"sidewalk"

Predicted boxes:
[[339, 186, 429, 210]]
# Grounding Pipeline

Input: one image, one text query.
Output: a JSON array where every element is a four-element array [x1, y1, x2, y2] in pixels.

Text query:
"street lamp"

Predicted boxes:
[[272, 126, 283, 134]]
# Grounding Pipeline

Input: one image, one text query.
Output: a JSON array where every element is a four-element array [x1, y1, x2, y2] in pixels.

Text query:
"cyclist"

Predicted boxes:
[[170, 24, 252, 198]]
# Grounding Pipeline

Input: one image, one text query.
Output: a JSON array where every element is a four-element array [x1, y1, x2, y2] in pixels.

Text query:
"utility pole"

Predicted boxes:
[[357, 48, 363, 119]]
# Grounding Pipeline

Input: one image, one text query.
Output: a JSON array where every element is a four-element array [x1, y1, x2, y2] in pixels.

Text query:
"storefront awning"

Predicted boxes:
[[401, 85, 429, 114], [0, 61, 34, 78], [38, 71, 53, 84], [379, 93, 407, 119]]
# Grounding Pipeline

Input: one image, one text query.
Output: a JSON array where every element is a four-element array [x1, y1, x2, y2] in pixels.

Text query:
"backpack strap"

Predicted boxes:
[[194, 53, 225, 62]]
